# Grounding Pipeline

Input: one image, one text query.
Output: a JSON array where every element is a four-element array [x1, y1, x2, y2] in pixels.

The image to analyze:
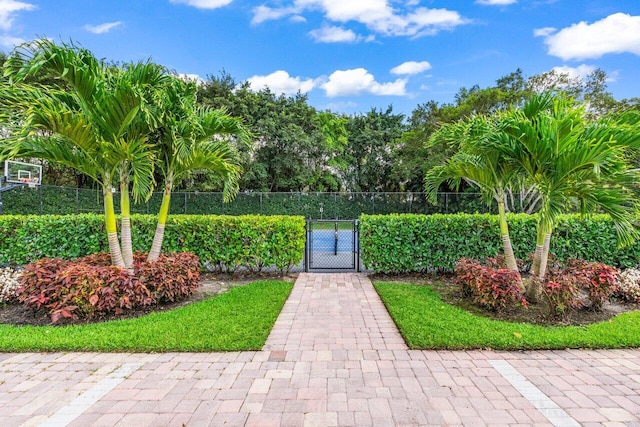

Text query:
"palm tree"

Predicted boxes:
[[425, 117, 521, 274], [498, 93, 640, 298], [0, 39, 166, 268], [146, 77, 250, 261]]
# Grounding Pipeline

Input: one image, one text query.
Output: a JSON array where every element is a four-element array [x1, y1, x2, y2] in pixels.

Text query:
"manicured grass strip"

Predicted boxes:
[[0, 280, 292, 352], [374, 282, 640, 350]]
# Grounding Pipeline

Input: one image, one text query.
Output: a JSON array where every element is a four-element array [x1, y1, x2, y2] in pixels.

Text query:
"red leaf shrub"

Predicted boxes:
[[566, 259, 619, 311], [17, 252, 200, 323], [454, 258, 527, 312], [136, 252, 200, 303], [541, 278, 582, 318], [484, 254, 527, 273], [541, 259, 619, 317]]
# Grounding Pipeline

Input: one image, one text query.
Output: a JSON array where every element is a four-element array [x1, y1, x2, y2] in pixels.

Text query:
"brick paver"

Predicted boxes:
[[0, 273, 638, 426]]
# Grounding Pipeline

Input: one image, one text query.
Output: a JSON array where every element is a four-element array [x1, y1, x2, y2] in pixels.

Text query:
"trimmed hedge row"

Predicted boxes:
[[360, 213, 640, 273], [0, 214, 305, 272]]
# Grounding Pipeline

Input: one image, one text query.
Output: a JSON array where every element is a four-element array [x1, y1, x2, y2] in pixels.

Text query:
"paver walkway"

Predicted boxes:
[[0, 273, 638, 426]]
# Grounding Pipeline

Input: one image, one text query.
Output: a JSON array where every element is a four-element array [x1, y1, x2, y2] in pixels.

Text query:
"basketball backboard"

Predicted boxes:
[[4, 160, 42, 187]]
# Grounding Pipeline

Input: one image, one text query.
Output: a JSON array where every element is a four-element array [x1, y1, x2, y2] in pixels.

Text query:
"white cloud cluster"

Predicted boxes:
[[177, 73, 205, 84], [84, 21, 122, 34], [390, 61, 431, 75], [170, 0, 233, 10], [321, 68, 407, 97], [252, 0, 468, 39], [537, 13, 640, 60], [475, 0, 517, 5], [244, 61, 429, 98], [246, 70, 316, 95], [309, 25, 358, 43], [551, 64, 595, 82], [0, 0, 35, 48], [0, 0, 34, 31]]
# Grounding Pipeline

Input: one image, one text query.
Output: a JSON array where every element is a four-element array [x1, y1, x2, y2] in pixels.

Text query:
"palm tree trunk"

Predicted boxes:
[[498, 200, 519, 273], [530, 226, 545, 277], [147, 177, 173, 262], [527, 225, 546, 302], [103, 185, 125, 268], [537, 232, 552, 279], [120, 169, 134, 271]]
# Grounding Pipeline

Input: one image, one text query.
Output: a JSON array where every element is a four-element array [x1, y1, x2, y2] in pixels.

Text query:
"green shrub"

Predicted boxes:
[[0, 214, 305, 272], [359, 213, 640, 273]]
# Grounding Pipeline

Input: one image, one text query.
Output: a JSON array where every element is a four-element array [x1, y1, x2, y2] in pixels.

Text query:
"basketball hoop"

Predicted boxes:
[[20, 177, 39, 188]]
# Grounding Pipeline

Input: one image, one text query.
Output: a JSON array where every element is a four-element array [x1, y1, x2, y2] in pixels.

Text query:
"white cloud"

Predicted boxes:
[[290, 15, 306, 23], [177, 73, 205, 84], [475, 0, 516, 5], [252, 1, 468, 38], [309, 25, 358, 43], [246, 70, 316, 95], [84, 21, 122, 34], [321, 68, 407, 97], [541, 13, 640, 60], [170, 0, 233, 10], [551, 64, 596, 82], [321, 100, 358, 111], [252, 5, 296, 24], [0, 0, 34, 31], [533, 26, 555, 37], [0, 34, 22, 47], [390, 60, 432, 75]]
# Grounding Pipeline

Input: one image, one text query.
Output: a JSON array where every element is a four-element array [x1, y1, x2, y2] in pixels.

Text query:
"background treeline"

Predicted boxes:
[[7, 51, 637, 194]]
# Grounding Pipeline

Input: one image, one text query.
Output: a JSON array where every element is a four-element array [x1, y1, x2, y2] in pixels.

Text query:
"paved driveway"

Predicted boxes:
[[0, 273, 639, 426]]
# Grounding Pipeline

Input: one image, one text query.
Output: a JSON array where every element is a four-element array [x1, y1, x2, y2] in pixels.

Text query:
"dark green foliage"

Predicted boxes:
[[2, 186, 493, 218], [360, 213, 640, 273], [0, 214, 305, 272]]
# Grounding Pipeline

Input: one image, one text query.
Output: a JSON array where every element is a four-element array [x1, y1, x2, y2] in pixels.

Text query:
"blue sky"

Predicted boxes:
[[1, 0, 639, 115]]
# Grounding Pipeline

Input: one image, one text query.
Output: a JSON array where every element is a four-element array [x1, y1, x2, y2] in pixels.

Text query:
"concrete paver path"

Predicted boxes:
[[0, 273, 639, 426]]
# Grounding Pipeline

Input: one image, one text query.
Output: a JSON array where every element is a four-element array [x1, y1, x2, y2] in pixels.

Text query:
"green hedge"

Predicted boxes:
[[0, 214, 305, 272], [360, 213, 640, 273]]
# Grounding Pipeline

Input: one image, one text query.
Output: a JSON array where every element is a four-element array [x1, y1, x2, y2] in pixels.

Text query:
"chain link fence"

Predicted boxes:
[[0, 184, 499, 218]]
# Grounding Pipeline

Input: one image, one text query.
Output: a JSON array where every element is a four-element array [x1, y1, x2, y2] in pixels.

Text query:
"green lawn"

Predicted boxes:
[[0, 280, 292, 352], [374, 282, 640, 350]]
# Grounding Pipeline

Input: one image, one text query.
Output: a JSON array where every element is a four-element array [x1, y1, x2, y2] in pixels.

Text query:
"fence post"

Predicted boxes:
[[75, 187, 79, 214], [184, 192, 187, 214], [39, 185, 43, 215], [260, 192, 263, 215]]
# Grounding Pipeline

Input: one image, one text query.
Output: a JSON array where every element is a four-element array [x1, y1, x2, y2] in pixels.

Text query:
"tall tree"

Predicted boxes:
[[425, 117, 521, 274], [342, 106, 405, 192], [0, 39, 167, 268], [198, 74, 343, 191], [498, 93, 640, 297], [147, 76, 249, 261]]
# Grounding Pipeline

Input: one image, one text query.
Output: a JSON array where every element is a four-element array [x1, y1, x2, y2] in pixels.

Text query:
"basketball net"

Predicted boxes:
[[20, 177, 39, 188]]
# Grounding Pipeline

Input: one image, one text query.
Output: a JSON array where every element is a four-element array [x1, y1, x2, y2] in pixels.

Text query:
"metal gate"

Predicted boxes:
[[305, 220, 359, 272]]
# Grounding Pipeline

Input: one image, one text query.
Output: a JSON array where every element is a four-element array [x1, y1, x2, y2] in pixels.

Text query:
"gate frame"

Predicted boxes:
[[304, 219, 360, 272]]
